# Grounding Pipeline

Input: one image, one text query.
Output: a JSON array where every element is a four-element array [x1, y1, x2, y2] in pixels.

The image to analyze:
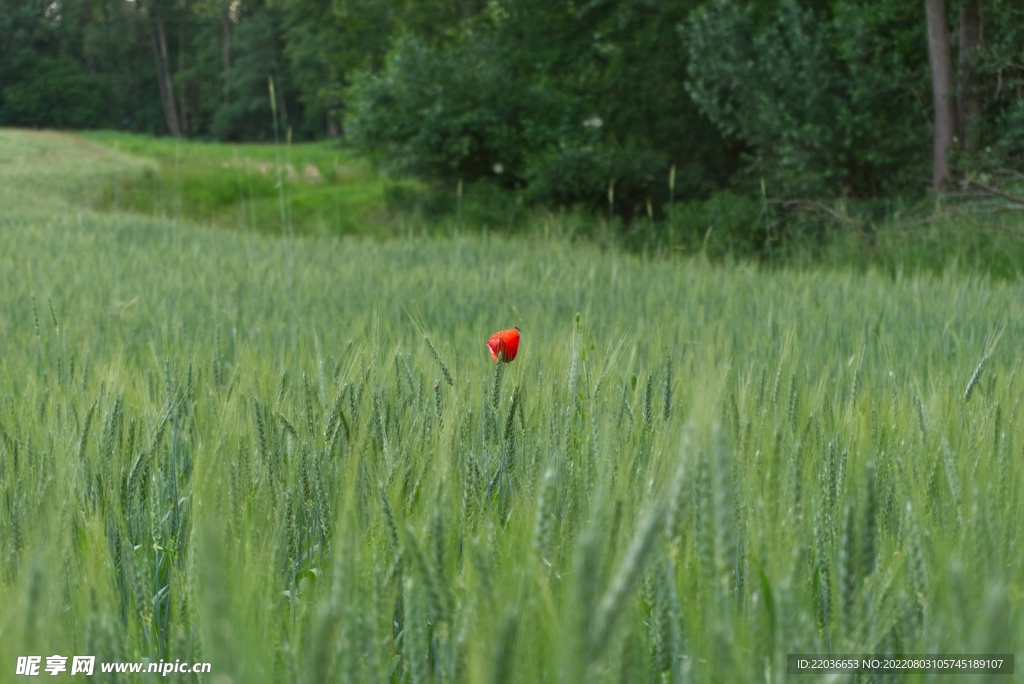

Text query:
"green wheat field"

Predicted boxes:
[[0, 129, 1021, 682]]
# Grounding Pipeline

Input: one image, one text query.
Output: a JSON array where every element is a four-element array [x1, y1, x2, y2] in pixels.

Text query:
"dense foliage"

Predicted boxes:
[[1, 0, 1022, 209], [686, 0, 930, 198], [685, 0, 1024, 197], [346, 1, 736, 214]]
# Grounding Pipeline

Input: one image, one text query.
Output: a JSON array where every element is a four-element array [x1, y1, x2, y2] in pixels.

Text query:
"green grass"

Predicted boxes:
[[0, 128, 1021, 682], [77, 131, 1024, 283], [80, 130, 392, 235]]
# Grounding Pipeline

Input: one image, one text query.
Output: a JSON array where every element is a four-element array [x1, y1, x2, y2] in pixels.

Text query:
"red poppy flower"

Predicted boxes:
[[487, 327, 521, 363]]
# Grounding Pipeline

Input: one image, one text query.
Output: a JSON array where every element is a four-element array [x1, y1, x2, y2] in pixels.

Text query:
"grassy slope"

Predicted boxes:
[[0, 128, 1021, 682], [79, 132, 1024, 283], [79, 130, 391, 235]]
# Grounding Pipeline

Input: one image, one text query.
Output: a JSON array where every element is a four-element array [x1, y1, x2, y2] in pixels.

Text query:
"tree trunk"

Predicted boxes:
[[326, 86, 340, 138], [925, 0, 956, 189], [149, 10, 181, 137], [177, 21, 188, 136], [83, 0, 96, 75], [958, 0, 983, 151], [222, 1, 231, 107]]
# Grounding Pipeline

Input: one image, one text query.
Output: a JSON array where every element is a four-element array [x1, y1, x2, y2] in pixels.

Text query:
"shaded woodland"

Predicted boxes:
[[1, 0, 1022, 211]]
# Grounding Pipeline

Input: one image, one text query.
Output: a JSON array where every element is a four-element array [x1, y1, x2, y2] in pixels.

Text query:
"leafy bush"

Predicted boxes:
[[0, 57, 114, 129], [684, 0, 930, 198], [346, 33, 534, 187], [954, 1, 1024, 175], [346, 1, 736, 214]]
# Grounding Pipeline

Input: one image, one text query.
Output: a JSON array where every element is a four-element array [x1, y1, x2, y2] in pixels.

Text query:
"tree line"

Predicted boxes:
[[1, 0, 1021, 212]]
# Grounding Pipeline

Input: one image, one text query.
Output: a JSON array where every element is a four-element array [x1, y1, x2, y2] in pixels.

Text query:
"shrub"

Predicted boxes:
[[0, 57, 114, 129], [684, 0, 930, 198]]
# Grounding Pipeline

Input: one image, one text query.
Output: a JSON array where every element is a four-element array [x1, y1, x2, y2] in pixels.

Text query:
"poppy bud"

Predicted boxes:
[[487, 327, 521, 363]]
